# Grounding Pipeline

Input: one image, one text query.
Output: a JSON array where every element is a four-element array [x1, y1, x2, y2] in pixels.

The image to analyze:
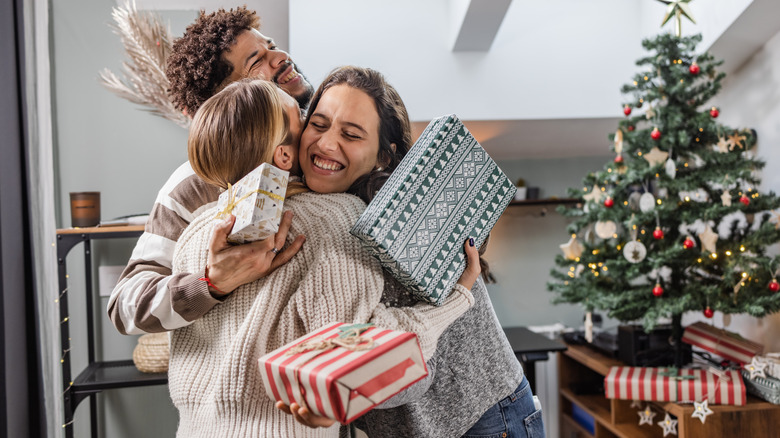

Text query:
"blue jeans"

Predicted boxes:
[[462, 376, 545, 438]]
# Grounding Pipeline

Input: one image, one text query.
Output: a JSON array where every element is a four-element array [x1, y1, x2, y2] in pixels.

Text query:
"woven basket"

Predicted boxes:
[[132, 332, 170, 373]]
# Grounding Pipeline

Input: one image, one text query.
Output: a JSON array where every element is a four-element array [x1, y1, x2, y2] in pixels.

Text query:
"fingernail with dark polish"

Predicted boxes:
[[469, 237, 475, 247]]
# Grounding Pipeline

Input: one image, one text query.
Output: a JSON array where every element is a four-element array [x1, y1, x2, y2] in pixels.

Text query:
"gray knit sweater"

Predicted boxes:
[[352, 277, 523, 437]]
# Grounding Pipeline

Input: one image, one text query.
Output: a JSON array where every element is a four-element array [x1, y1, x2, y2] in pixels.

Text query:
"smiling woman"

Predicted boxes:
[[299, 84, 382, 194]]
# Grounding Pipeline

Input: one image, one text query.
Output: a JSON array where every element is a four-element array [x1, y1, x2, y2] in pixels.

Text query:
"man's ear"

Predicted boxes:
[[273, 145, 296, 171]]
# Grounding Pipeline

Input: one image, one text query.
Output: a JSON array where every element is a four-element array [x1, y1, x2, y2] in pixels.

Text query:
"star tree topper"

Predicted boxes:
[[657, 0, 696, 37]]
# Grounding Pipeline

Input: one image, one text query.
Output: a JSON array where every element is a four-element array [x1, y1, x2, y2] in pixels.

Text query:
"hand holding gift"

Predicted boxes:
[[259, 322, 429, 424]]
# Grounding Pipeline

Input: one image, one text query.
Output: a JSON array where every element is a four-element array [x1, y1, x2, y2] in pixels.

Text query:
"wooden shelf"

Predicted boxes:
[[57, 225, 145, 235], [557, 342, 780, 438], [508, 198, 581, 207]]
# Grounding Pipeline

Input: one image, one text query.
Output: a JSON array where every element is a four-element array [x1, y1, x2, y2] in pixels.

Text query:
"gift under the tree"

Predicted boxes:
[[681, 321, 764, 365], [215, 163, 288, 244], [605, 366, 746, 405], [257, 322, 428, 424], [741, 369, 780, 404], [351, 114, 516, 305]]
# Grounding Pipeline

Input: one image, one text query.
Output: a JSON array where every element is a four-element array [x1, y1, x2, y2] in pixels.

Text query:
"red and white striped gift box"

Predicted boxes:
[[604, 367, 677, 401], [676, 369, 745, 406], [258, 322, 428, 424], [682, 322, 764, 364]]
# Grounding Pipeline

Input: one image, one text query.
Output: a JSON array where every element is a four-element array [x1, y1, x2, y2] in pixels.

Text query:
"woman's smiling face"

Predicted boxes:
[[299, 84, 380, 194]]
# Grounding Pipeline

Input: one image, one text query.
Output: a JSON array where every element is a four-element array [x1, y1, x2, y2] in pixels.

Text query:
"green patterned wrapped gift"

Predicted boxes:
[[351, 114, 516, 305]]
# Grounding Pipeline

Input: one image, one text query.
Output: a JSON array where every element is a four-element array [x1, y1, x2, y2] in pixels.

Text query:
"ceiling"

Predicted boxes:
[[140, 0, 780, 160]]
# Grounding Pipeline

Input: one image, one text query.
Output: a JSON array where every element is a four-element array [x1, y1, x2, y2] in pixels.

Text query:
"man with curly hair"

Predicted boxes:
[[167, 6, 313, 115], [107, 7, 312, 336]]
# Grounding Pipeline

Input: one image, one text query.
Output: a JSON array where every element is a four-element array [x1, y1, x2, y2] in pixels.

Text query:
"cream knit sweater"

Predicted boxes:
[[169, 192, 473, 438]]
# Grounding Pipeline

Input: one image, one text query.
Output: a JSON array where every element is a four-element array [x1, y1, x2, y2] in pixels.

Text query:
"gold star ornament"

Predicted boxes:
[[716, 136, 730, 153], [728, 131, 747, 150], [698, 225, 718, 254], [644, 147, 669, 167], [583, 185, 605, 203], [657, 0, 696, 37], [560, 236, 584, 260]]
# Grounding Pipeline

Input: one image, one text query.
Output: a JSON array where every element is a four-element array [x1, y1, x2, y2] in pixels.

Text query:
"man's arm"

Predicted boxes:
[[107, 163, 222, 334], [107, 162, 303, 335]]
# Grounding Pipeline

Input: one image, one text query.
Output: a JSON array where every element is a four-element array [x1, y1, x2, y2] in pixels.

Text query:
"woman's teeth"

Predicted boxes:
[[313, 156, 343, 171]]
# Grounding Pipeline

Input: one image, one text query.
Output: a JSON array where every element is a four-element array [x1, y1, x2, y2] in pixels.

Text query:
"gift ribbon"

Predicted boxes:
[[658, 367, 698, 380], [286, 323, 376, 356], [282, 324, 377, 419], [215, 183, 284, 219]]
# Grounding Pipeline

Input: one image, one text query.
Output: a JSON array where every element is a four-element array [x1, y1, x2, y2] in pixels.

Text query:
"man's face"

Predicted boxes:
[[222, 28, 314, 108]]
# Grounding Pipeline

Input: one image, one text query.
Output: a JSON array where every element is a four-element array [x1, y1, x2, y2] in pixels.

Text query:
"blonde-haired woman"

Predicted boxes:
[[168, 78, 481, 437]]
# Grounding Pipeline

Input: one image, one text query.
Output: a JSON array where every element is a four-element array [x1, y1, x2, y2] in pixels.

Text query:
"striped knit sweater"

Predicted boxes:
[[107, 162, 222, 335], [169, 192, 473, 437]]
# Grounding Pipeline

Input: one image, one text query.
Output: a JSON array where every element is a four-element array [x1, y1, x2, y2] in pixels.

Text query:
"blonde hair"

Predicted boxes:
[[188, 79, 287, 189]]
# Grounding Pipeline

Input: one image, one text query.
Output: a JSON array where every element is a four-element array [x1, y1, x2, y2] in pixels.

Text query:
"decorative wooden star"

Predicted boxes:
[[657, 0, 696, 37], [658, 412, 678, 436], [560, 236, 584, 260], [691, 399, 714, 424], [716, 136, 730, 153], [644, 147, 669, 167], [721, 190, 732, 207], [630, 400, 643, 409], [645, 105, 656, 120], [744, 356, 768, 379], [583, 184, 605, 203], [698, 226, 718, 254], [728, 132, 747, 150], [638, 405, 657, 426]]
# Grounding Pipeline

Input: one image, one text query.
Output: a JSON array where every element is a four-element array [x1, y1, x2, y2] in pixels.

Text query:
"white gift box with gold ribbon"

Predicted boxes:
[[216, 163, 289, 244]]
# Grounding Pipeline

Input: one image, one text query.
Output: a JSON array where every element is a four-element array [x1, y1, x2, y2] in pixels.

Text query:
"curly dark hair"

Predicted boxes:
[[166, 7, 260, 114]]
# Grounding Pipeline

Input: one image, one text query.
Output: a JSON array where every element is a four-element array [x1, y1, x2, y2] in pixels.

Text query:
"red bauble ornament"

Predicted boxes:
[[683, 237, 695, 249], [770, 280, 780, 292], [710, 107, 719, 118], [604, 198, 614, 208], [651, 127, 662, 140], [704, 307, 714, 318], [614, 155, 623, 164], [689, 63, 700, 75], [653, 227, 664, 240], [623, 105, 632, 116], [653, 284, 664, 297], [740, 195, 750, 206], [627, 125, 635, 132]]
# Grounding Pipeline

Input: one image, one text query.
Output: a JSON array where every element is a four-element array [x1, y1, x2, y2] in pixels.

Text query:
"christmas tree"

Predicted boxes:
[[548, 30, 780, 361]]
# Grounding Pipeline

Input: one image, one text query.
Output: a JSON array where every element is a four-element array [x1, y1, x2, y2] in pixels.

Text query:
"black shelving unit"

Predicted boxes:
[[508, 197, 582, 207], [56, 226, 167, 438]]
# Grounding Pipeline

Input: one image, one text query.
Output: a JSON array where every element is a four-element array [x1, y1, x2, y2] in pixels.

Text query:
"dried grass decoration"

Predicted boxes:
[[132, 332, 170, 373], [98, 0, 189, 128]]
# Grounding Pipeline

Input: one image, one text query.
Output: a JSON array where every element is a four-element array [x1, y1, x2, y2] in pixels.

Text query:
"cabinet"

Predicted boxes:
[[558, 343, 780, 438], [56, 226, 167, 438]]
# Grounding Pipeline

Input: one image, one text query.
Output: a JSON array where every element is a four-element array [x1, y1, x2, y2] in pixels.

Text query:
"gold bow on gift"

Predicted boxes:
[[215, 182, 284, 219]]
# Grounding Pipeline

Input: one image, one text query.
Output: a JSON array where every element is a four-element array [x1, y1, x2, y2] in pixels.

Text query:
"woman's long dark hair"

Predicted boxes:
[[305, 66, 493, 282]]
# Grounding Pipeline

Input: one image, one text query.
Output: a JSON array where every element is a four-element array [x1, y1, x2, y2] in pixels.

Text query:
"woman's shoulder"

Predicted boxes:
[[289, 191, 367, 213], [287, 192, 367, 231]]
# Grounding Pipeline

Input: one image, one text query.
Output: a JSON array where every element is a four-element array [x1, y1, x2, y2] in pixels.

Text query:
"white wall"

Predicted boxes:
[[290, 0, 641, 121]]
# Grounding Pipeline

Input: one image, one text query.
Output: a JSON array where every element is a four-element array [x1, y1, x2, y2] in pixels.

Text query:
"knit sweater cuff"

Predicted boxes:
[[168, 269, 223, 323]]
